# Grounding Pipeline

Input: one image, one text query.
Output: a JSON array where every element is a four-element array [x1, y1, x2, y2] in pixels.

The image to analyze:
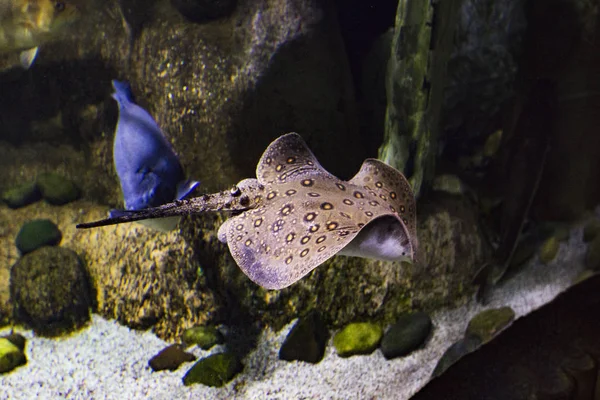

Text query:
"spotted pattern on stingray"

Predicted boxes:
[[220, 134, 417, 291], [280, 204, 293, 216], [320, 202, 333, 210]]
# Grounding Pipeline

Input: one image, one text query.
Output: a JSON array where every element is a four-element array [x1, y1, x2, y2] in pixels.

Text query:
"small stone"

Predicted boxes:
[[2, 333, 26, 352], [10, 246, 93, 336], [381, 312, 432, 359], [15, 219, 62, 255], [0, 338, 26, 374], [36, 172, 80, 206], [466, 307, 515, 343], [585, 236, 600, 271], [431, 335, 482, 378], [333, 322, 383, 357], [183, 352, 242, 387], [583, 220, 600, 243], [279, 311, 329, 364], [149, 344, 196, 371], [182, 325, 224, 350], [432, 174, 464, 195], [573, 269, 596, 285], [483, 129, 502, 157], [1, 182, 41, 209], [539, 236, 560, 264]]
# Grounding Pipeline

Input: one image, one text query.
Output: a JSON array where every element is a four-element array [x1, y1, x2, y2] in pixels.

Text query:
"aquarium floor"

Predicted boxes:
[[0, 224, 590, 400]]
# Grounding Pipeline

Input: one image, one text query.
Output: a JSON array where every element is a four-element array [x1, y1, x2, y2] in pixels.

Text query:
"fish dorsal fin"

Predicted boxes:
[[256, 133, 336, 185], [348, 159, 417, 250]]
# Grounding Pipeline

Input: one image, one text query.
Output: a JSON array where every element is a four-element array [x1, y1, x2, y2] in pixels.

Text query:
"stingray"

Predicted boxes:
[[77, 133, 418, 290]]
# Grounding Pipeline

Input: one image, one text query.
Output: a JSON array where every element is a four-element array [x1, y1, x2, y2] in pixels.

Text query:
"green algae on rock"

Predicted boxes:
[[539, 236, 560, 264], [1, 182, 41, 209], [2, 333, 26, 352], [0, 338, 26, 374], [585, 236, 600, 271], [149, 344, 196, 372], [381, 312, 432, 359], [466, 307, 515, 344], [182, 325, 224, 350], [15, 219, 62, 256], [36, 173, 80, 206], [333, 322, 383, 357], [183, 352, 242, 387], [583, 220, 600, 243], [10, 246, 94, 336], [279, 311, 329, 364]]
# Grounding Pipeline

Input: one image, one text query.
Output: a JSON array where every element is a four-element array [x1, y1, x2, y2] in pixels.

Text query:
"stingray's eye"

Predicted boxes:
[[55, 1, 65, 12]]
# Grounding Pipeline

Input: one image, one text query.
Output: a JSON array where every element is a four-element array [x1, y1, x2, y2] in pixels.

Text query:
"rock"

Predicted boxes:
[[583, 220, 600, 243], [431, 175, 464, 195], [2, 333, 26, 352], [149, 344, 196, 371], [15, 219, 62, 256], [279, 311, 329, 364], [441, 0, 526, 155], [182, 352, 242, 387], [333, 322, 383, 357], [539, 236, 560, 264], [36, 173, 80, 206], [431, 335, 482, 378], [584, 236, 600, 271], [380, 312, 432, 359], [10, 246, 94, 336], [380, 0, 462, 196], [1, 182, 41, 209], [170, 0, 237, 23], [0, 337, 26, 374], [573, 269, 596, 285], [465, 307, 515, 344], [182, 325, 224, 350]]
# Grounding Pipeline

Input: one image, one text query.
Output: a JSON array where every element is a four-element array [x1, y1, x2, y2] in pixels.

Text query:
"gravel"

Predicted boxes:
[[0, 223, 590, 400]]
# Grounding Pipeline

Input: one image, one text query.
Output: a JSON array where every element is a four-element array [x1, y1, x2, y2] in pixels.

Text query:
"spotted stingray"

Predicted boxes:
[[77, 133, 417, 289]]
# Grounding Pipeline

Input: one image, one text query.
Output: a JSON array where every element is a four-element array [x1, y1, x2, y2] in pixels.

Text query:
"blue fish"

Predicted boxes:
[[110, 80, 199, 231]]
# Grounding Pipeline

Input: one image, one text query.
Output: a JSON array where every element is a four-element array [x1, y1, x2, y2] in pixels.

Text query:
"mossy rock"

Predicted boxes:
[[149, 344, 196, 372], [10, 246, 94, 336], [539, 236, 560, 264], [182, 352, 242, 387], [585, 236, 600, 271], [2, 333, 26, 352], [182, 325, 224, 350], [0, 338, 26, 374], [583, 220, 600, 243], [333, 322, 383, 357], [36, 173, 80, 205], [15, 219, 62, 255], [381, 312, 432, 359], [431, 335, 482, 378], [465, 307, 515, 343], [1, 182, 41, 209], [279, 311, 329, 364]]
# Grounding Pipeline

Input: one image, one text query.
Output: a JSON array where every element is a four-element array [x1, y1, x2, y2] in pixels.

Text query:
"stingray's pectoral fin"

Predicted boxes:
[[77, 199, 196, 229]]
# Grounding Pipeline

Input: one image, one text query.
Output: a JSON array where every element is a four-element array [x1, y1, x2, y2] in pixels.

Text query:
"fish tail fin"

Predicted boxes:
[[111, 80, 136, 105], [175, 180, 200, 200]]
